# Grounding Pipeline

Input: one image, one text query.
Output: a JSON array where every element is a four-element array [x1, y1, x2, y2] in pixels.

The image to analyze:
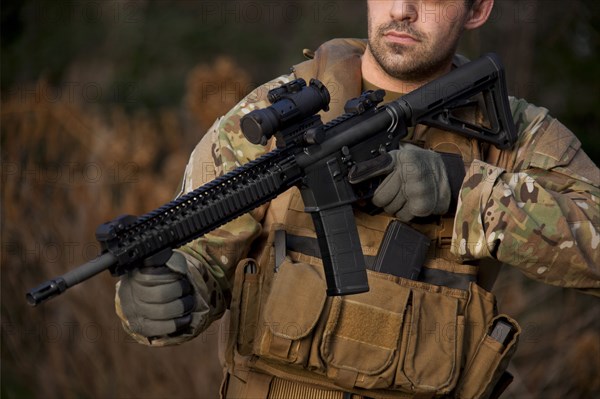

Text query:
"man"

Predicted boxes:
[[115, 1, 600, 398]]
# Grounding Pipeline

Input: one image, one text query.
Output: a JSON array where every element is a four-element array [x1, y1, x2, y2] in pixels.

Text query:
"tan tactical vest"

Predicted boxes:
[[222, 39, 520, 399]]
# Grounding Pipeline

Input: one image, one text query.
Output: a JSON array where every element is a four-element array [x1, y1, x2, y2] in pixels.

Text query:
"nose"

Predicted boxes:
[[389, 0, 418, 23]]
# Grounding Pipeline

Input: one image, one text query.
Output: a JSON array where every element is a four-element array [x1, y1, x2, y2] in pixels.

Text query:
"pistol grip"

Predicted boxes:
[[310, 205, 369, 296]]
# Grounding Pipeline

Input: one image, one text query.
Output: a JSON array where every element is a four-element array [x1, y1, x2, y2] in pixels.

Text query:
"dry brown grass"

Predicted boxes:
[[493, 267, 600, 398], [2, 57, 599, 399], [186, 56, 253, 130], [2, 56, 251, 398]]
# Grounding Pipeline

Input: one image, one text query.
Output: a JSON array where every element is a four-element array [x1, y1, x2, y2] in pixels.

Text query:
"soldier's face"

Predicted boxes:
[[367, 0, 471, 82]]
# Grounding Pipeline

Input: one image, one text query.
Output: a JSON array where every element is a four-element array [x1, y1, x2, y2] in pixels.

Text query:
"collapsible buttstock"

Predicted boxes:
[[396, 53, 517, 149]]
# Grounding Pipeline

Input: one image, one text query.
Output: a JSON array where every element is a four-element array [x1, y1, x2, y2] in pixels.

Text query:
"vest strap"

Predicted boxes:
[[284, 231, 474, 290]]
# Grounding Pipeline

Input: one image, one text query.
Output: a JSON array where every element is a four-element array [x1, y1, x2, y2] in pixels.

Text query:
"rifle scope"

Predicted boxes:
[[240, 78, 330, 146]]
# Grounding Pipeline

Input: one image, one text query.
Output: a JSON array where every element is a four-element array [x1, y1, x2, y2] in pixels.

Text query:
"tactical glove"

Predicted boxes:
[[372, 143, 464, 222], [116, 249, 202, 339]]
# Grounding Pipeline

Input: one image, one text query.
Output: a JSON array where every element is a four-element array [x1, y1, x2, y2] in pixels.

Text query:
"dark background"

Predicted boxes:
[[2, 1, 599, 398], [3, 0, 600, 158]]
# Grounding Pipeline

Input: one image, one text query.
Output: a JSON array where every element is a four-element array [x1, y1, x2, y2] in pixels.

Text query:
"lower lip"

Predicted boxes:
[[385, 35, 418, 45]]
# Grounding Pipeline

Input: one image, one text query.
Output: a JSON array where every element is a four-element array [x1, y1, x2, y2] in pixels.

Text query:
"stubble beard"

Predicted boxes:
[[368, 21, 459, 84]]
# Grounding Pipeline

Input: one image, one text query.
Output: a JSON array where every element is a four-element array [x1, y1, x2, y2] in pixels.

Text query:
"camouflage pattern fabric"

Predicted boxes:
[[117, 50, 600, 346], [454, 98, 600, 295]]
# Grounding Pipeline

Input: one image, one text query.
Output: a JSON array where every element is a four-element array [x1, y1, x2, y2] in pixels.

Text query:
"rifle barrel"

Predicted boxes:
[[26, 252, 117, 306]]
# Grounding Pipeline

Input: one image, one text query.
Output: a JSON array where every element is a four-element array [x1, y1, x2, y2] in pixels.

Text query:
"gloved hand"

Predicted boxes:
[[116, 249, 197, 338], [372, 143, 461, 222]]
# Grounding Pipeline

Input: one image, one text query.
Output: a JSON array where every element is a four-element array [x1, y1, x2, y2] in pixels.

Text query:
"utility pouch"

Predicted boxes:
[[253, 253, 471, 394], [237, 227, 519, 398], [254, 258, 328, 367], [236, 258, 262, 356], [231, 225, 283, 357], [456, 315, 521, 399], [322, 269, 413, 391]]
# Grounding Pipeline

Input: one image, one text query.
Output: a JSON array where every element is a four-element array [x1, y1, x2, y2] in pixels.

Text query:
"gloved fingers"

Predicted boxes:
[[134, 294, 196, 321], [432, 169, 452, 214], [117, 273, 197, 338], [131, 278, 193, 304], [173, 314, 193, 333], [372, 169, 403, 208], [402, 184, 437, 217], [130, 314, 193, 338], [131, 266, 182, 286], [137, 265, 174, 276], [402, 172, 433, 196], [165, 250, 190, 275], [397, 143, 440, 181], [395, 205, 417, 223], [382, 191, 407, 217], [371, 143, 453, 221]]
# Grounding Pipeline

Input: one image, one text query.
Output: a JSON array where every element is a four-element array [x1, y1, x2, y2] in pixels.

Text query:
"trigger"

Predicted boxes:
[[348, 153, 394, 184]]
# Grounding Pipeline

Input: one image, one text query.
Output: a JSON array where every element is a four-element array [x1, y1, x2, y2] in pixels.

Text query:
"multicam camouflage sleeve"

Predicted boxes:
[[121, 74, 296, 346], [453, 98, 600, 295]]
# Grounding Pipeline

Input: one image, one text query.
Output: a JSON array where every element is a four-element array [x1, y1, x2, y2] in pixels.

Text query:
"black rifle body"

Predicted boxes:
[[27, 53, 516, 305]]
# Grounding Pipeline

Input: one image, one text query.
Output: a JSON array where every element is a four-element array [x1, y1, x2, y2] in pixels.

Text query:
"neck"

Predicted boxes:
[[361, 46, 453, 94]]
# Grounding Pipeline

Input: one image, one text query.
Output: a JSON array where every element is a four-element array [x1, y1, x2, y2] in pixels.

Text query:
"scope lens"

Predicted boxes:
[[240, 114, 267, 145], [241, 108, 282, 146]]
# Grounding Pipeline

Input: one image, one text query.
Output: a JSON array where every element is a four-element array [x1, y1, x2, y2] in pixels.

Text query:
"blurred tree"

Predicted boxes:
[[459, 0, 600, 160], [2, 0, 596, 160]]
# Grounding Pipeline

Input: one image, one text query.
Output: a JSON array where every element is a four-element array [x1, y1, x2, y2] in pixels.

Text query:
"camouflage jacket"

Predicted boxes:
[[126, 42, 600, 347]]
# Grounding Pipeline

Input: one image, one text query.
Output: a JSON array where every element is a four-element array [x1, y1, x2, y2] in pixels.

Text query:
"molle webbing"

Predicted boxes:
[[269, 377, 368, 399], [224, 371, 373, 399]]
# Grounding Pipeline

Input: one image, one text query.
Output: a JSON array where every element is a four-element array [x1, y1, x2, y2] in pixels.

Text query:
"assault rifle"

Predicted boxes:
[[27, 53, 516, 305]]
